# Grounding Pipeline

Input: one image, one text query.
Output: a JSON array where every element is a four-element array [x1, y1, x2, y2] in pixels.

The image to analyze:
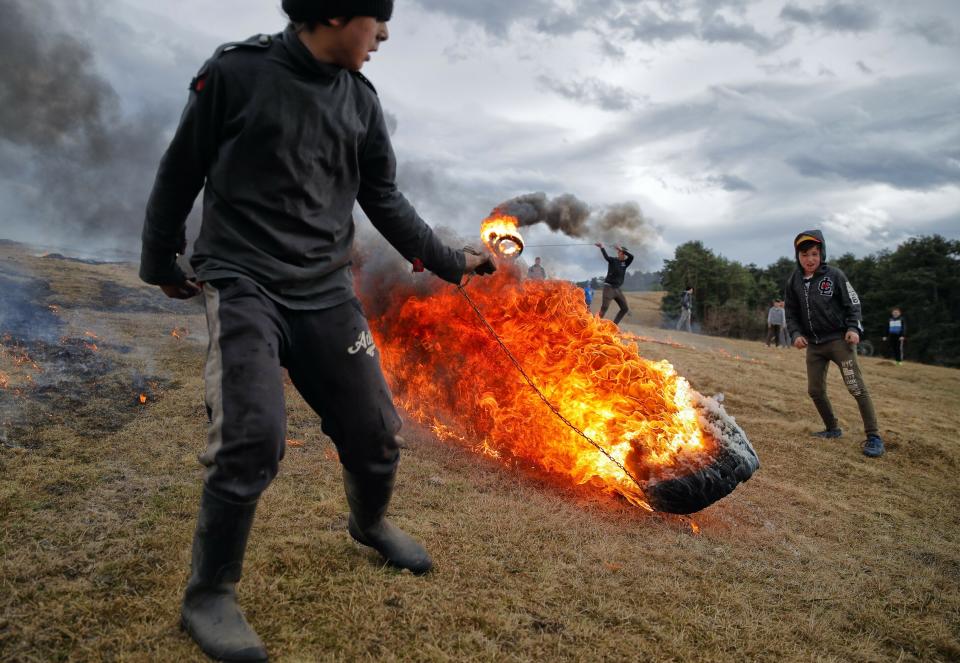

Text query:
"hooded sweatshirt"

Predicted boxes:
[[783, 229, 863, 344]]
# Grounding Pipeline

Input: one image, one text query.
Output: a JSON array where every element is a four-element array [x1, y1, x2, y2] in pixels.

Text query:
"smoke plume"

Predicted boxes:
[[0, 0, 176, 255], [492, 192, 660, 256]]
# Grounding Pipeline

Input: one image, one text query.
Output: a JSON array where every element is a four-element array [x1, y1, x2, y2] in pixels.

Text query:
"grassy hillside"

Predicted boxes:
[[1, 241, 958, 662]]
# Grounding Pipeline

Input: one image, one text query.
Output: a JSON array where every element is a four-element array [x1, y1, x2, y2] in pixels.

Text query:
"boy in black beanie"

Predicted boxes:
[[140, 2, 494, 660], [783, 230, 883, 460]]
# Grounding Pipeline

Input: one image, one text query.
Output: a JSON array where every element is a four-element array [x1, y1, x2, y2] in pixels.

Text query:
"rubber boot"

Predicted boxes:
[[180, 488, 267, 662], [342, 468, 433, 574]]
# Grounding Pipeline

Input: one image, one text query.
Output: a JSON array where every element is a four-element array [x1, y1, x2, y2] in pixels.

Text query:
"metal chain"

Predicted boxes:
[[455, 283, 645, 493]]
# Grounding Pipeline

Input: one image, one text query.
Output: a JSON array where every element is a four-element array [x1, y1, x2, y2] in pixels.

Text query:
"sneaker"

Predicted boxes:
[[863, 435, 885, 458], [811, 428, 842, 439]]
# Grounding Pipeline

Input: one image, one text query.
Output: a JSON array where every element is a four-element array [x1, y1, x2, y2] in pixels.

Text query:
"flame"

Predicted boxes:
[[286, 438, 304, 448], [171, 326, 189, 340], [84, 330, 99, 340], [139, 393, 147, 404], [83, 342, 99, 352], [480, 214, 524, 259], [0, 371, 8, 389], [365, 270, 719, 510]]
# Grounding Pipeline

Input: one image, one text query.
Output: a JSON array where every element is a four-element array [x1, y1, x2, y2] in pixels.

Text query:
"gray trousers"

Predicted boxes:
[[599, 285, 629, 324], [201, 278, 401, 502], [676, 308, 692, 332], [806, 339, 879, 437]]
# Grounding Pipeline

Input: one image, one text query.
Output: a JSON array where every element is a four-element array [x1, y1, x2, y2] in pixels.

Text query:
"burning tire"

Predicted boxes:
[[363, 268, 761, 516], [643, 393, 759, 514]]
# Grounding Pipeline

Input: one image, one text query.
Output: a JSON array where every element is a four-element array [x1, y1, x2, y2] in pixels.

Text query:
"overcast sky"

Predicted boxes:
[[1, 0, 958, 279]]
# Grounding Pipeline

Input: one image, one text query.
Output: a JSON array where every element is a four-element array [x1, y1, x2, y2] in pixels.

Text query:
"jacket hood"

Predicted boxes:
[[794, 229, 826, 268]]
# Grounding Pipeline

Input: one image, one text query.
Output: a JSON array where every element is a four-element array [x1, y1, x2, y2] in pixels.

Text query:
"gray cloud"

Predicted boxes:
[[856, 60, 873, 74], [700, 14, 792, 53], [536, 75, 642, 111], [549, 71, 960, 223], [709, 174, 758, 192], [780, 2, 881, 33], [788, 147, 960, 190], [413, 0, 792, 54], [897, 17, 958, 46], [411, 0, 555, 36], [759, 58, 804, 75]]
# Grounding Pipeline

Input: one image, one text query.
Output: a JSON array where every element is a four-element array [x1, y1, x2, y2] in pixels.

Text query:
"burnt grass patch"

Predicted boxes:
[[1, 334, 174, 449], [95, 280, 197, 314], [0, 271, 64, 341]]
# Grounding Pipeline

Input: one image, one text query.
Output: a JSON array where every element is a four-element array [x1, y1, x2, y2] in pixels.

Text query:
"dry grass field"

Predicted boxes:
[[1, 241, 958, 662]]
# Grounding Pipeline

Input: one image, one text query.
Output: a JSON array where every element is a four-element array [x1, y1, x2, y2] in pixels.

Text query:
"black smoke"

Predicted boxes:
[[492, 192, 660, 256], [494, 192, 591, 236], [0, 0, 175, 255]]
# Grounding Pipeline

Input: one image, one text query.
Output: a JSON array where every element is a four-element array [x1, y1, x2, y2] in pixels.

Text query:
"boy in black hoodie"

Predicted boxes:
[[140, 2, 495, 660], [784, 230, 884, 458]]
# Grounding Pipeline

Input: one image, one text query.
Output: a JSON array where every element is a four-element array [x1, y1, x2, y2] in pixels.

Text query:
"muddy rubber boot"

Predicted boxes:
[[342, 468, 433, 574], [180, 488, 267, 662]]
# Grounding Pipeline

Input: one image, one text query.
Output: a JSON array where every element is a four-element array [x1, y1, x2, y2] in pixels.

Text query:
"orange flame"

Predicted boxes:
[[139, 393, 147, 404], [480, 214, 524, 259], [0, 371, 8, 389], [171, 326, 189, 340], [365, 270, 718, 510]]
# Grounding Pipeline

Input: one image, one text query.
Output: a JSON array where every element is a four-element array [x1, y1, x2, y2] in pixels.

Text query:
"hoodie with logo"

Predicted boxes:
[[784, 229, 864, 345]]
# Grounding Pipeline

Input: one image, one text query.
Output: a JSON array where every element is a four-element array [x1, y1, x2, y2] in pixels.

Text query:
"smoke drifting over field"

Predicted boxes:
[[493, 192, 662, 256], [0, 0, 173, 255]]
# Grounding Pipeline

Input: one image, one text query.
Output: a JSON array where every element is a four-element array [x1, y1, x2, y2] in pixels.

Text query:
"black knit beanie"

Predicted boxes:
[[282, 0, 394, 22]]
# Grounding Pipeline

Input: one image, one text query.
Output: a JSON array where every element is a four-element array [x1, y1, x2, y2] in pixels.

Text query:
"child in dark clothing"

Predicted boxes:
[[783, 230, 884, 459], [140, 2, 495, 659], [883, 307, 906, 364]]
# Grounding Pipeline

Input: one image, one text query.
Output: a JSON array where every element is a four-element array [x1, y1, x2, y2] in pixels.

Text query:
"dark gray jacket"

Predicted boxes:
[[600, 247, 633, 288], [140, 28, 464, 309], [784, 229, 863, 344]]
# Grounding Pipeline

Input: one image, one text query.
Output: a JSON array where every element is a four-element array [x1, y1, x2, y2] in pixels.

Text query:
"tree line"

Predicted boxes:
[[654, 235, 960, 367]]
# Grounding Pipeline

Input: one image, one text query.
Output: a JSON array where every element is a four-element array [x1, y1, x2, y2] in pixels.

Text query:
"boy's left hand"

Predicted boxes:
[[845, 330, 860, 344]]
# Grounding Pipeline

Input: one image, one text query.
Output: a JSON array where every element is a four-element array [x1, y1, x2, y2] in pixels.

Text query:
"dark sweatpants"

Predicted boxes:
[[600, 285, 629, 324], [806, 339, 879, 437], [888, 335, 904, 362], [200, 278, 401, 502]]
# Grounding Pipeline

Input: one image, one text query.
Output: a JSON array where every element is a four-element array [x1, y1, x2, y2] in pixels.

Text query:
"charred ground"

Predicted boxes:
[[0, 240, 958, 662]]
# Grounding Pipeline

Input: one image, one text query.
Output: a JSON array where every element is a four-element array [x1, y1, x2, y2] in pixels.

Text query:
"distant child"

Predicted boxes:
[[784, 230, 883, 457], [527, 256, 546, 280], [766, 298, 786, 347], [882, 307, 906, 364], [777, 300, 790, 347], [676, 285, 694, 332]]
